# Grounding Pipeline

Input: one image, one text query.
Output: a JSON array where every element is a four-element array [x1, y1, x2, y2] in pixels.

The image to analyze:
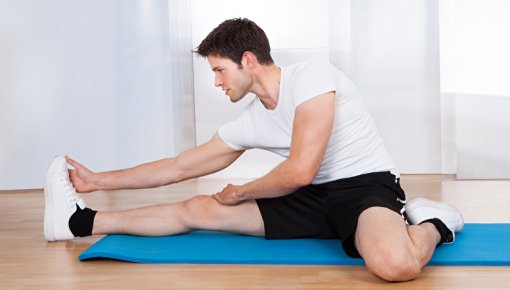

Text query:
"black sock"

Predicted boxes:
[[421, 218, 453, 247], [69, 207, 97, 237]]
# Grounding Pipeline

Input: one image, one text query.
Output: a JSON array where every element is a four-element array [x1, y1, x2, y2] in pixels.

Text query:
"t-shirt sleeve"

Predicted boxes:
[[291, 61, 338, 108], [217, 112, 252, 151]]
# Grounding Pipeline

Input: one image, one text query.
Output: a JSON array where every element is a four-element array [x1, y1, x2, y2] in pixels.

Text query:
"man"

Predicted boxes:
[[44, 18, 463, 282]]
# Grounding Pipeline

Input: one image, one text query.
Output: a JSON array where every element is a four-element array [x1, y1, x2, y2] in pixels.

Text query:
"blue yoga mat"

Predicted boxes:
[[79, 224, 510, 266]]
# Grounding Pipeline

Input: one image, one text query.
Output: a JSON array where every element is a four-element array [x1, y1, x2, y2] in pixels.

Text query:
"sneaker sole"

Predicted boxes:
[[406, 197, 464, 231], [44, 155, 64, 241]]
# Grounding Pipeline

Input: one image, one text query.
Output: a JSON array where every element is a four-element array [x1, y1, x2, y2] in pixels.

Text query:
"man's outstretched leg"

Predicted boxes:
[[90, 196, 264, 237], [44, 155, 264, 241]]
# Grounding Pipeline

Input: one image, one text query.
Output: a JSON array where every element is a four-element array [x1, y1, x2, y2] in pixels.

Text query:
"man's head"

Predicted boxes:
[[195, 18, 275, 103], [195, 18, 274, 67]]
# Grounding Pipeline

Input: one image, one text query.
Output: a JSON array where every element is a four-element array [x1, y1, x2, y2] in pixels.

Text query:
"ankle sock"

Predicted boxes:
[[421, 218, 453, 246], [69, 207, 97, 237]]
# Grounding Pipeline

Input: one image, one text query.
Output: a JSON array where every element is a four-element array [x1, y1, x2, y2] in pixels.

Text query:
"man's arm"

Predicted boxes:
[[213, 91, 335, 205], [68, 133, 243, 192]]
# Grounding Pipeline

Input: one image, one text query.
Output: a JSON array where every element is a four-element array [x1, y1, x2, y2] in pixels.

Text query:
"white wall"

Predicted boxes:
[[168, 0, 196, 154], [0, 0, 194, 189], [439, 0, 510, 179]]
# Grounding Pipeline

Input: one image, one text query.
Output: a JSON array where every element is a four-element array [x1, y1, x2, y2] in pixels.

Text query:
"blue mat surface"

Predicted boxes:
[[79, 223, 510, 266]]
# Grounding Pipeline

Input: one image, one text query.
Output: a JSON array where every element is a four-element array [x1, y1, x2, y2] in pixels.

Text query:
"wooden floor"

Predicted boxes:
[[1, 175, 510, 289]]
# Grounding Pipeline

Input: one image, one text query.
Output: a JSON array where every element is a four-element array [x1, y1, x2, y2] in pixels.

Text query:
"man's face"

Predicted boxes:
[[207, 55, 252, 103]]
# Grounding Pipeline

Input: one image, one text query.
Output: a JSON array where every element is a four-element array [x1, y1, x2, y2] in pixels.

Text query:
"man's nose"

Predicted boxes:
[[215, 75, 222, 87]]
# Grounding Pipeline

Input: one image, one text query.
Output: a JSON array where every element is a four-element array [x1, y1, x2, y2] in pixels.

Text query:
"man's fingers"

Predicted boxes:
[[211, 194, 221, 203], [65, 155, 80, 169], [212, 193, 240, 206], [68, 168, 77, 178], [65, 156, 91, 174], [68, 169, 80, 184], [213, 193, 230, 205]]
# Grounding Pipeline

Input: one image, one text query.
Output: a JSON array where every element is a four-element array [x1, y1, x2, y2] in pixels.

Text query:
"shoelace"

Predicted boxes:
[[58, 175, 85, 209]]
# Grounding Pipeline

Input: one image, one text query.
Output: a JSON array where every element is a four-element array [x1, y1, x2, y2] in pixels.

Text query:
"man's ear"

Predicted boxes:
[[242, 51, 258, 69]]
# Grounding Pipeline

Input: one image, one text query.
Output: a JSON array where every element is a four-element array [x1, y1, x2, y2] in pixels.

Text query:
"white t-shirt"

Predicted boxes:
[[218, 61, 398, 184]]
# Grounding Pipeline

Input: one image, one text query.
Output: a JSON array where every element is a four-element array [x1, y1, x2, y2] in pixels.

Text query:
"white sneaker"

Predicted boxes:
[[406, 197, 464, 243], [44, 155, 86, 241]]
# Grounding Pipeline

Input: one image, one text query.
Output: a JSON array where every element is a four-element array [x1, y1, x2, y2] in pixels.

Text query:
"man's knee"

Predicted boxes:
[[179, 195, 221, 228], [364, 244, 421, 282]]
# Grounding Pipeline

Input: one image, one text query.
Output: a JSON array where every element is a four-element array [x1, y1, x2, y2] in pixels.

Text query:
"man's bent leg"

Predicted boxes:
[[92, 195, 265, 237], [354, 207, 440, 282]]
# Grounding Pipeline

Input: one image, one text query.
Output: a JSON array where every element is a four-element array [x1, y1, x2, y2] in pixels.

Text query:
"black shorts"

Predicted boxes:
[[256, 171, 407, 258]]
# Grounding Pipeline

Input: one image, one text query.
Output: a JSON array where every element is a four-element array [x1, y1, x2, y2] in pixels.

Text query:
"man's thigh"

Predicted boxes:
[[256, 186, 333, 239], [354, 206, 413, 264]]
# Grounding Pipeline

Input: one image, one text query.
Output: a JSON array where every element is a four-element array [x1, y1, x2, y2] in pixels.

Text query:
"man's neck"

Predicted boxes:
[[250, 64, 281, 110]]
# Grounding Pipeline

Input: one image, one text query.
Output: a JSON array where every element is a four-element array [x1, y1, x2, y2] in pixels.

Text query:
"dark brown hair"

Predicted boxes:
[[195, 18, 274, 67]]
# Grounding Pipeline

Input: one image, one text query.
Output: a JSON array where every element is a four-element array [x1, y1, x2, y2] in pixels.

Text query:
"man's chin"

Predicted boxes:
[[229, 94, 245, 103]]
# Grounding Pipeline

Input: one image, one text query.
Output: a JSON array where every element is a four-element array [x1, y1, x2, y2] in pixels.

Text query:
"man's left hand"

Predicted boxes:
[[212, 183, 246, 206]]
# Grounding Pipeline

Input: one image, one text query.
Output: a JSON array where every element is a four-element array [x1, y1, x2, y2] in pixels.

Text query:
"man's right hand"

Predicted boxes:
[[65, 156, 98, 193]]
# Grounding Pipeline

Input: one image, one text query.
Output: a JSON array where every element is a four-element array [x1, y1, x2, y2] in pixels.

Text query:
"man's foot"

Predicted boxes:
[[406, 197, 464, 243], [44, 155, 85, 241]]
